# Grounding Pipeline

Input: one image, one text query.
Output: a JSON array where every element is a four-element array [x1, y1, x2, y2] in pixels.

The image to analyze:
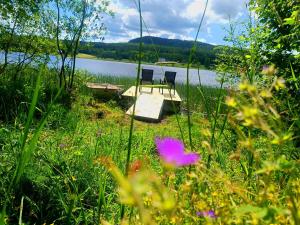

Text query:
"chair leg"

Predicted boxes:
[[139, 80, 142, 92]]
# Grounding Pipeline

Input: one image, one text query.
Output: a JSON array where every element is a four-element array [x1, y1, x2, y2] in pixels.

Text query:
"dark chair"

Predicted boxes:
[[139, 69, 154, 93], [160, 71, 176, 95]]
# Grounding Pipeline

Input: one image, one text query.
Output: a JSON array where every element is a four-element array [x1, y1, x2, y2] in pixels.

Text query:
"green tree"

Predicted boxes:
[[248, 0, 300, 152], [217, 0, 300, 156], [51, 0, 111, 90], [248, 0, 299, 84], [0, 0, 50, 76]]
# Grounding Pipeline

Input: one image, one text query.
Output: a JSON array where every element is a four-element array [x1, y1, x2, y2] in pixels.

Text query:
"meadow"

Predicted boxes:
[[0, 69, 227, 224], [0, 64, 299, 224], [0, 0, 299, 224]]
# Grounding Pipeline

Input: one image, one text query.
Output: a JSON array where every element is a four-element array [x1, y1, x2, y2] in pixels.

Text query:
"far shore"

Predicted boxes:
[[77, 53, 210, 70]]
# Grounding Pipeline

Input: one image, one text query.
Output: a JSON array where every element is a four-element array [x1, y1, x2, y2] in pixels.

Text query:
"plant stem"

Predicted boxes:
[[121, 0, 143, 220], [186, 0, 209, 150]]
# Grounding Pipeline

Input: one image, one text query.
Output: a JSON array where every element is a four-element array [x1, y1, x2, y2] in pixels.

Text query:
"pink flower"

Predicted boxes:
[[155, 137, 200, 167]]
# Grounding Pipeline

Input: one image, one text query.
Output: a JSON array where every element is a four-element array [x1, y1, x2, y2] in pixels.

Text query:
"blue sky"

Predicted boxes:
[[102, 0, 249, 45]]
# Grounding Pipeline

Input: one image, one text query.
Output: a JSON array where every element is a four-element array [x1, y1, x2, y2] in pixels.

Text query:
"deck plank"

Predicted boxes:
[[126, 94, 164, 121], [122, 86, 181, 102]]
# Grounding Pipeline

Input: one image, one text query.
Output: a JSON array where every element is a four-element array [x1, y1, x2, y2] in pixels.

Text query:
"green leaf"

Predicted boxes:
[[236, 205, 268, 219], [283, 18, 295, 25]]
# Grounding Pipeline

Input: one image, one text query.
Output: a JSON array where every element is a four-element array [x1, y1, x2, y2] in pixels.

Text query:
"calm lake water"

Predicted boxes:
[[75, 58, 220, 86], [1, 52, 220, 86]]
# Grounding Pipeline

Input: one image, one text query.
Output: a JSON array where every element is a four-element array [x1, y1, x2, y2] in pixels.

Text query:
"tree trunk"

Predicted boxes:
[[69, 0, 87, 90]]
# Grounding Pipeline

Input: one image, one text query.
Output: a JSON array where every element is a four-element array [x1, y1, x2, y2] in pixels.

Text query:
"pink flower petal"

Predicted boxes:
[[155, 137, 184, 156], [175, 153, 200, 166], [155, 137, 200, 167]]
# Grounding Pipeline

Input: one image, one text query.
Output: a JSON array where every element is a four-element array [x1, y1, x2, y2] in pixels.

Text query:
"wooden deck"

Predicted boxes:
[[122, 86, 182, 102], [123, 86, 182, 122], [86, 82, 123, 92]]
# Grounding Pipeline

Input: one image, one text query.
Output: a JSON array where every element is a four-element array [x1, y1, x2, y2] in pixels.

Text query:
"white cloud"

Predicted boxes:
[[183, 0, 207, 20], [101, 0, 248, 43], [183, 0, 247, 24]]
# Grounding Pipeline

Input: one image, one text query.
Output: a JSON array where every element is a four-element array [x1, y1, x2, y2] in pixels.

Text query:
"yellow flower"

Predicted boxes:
[[239, 81, 257, 92], [271, 133, 293, 145], [242, 106, 259, 118], [260, 90, 272, 98], [201, 128, 212, 137], [275, 77, 286, 90], [243, 118, 254, 126], [262, 64, 277, 76], [239, 138, 253, 148], [170, 217, 176, 224], [226, 97, 237, 107], [239, 82, 248, 91]]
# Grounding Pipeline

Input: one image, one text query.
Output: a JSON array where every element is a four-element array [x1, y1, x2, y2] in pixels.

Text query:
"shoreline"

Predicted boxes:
[[77, 53, 210, 71]]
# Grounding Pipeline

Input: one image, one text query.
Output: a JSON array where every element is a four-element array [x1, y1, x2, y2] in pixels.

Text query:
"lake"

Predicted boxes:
[[1, 52, 220, 86], [75, 58, 220, 86]]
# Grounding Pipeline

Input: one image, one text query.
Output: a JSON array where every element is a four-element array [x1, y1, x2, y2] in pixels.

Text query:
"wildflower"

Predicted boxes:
[[242, 106, 258, 117], [274, 77, 286, 90], [262, 64, 277, 76], [59, 143, 67, 149], [260, 90, 272, 98], [271, 133, 293, 145], [129, 160, 142, 175], [239, 138, 253, 149], [201, 128, 211, 138], [239, 82, 256, 93], [197, 210, 217, 218], [226, 97, 237, 107], [239, 82, 248, 91], [96, 128, 102, 138], [155, 137, 200, 167]]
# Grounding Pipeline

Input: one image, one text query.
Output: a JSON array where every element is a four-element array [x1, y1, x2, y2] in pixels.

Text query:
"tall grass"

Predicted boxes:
[[88, 74, 225, 113], [1, 66, 62, 224], [185, 0, 209, 150]]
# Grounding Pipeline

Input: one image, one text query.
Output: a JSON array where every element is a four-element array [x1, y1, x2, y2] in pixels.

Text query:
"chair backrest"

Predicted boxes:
[[141, 69, 154, 82], [164, 71, 176, 84]]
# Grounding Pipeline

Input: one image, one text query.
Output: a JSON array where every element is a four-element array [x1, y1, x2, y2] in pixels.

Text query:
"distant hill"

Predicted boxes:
[[129, 36, 215, 50], [79, 36, 217, 68]]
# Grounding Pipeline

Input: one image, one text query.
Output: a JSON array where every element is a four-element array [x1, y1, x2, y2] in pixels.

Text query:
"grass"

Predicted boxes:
[[0, 64, 299, 225], [0, 71, 214, 223], [77, 53, 98, 60], [0, 65, 228, 222]]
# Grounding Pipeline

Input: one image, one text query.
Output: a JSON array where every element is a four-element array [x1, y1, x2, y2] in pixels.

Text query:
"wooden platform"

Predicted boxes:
[[86, 82, 124, 100], [122, 86, 182, 102], [126, 94, 164, 121], [86, 82, 123, 92], [123, 86, 181, 122]]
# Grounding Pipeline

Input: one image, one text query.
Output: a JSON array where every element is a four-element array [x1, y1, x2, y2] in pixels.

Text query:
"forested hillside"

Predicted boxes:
[[79, 36, 217, 68], [129, 36, 214, 50]]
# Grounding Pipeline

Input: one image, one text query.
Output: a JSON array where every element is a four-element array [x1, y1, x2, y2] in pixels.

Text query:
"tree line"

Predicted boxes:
[[79, 36, 217, 68]]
